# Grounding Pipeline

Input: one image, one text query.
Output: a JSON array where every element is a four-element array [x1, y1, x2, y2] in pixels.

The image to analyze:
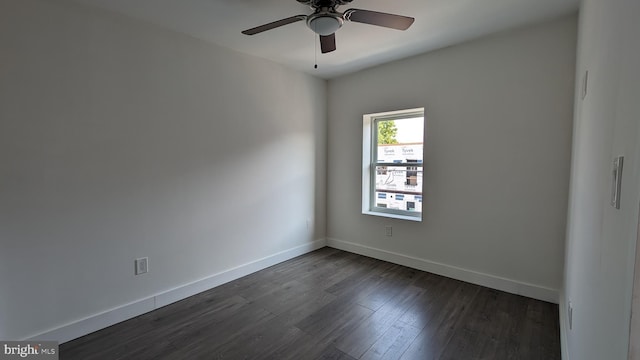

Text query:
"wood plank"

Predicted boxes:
[[360, 321, 423, 360], [316, 345, 359, 360], [334, 285, 426, 358], [294, 297, 374, 342], [60, 248, 561, 360], [438, 288, 507, 359], [399, 281, 481, 360]]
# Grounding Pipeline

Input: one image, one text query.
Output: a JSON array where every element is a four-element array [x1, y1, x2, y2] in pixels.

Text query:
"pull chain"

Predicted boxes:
[[314, 23, 318, 69]]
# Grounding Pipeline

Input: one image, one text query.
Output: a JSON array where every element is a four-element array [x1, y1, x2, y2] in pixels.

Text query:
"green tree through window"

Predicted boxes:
[[378, 120, 398, 144]]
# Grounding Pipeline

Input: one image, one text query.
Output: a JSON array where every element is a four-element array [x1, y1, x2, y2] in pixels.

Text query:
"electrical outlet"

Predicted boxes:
[[568, 301, 573, 330], [135, 257, 148, 275], [385, 226, 393, 237]]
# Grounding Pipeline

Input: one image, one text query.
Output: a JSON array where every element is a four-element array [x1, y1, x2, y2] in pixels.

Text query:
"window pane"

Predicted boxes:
[[375, 191, 423, 212], [375, 165, 422, 194], [376, 117, 423, 164]]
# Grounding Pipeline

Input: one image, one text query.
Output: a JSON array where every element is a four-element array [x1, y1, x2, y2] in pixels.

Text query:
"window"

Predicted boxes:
[[362, 108, 424, 221]]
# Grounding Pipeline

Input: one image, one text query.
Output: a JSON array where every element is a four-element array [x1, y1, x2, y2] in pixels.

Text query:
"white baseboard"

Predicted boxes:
[[559, 291, 569, 359], [27, 239, 327, 343], [326, 238, 559, 304]]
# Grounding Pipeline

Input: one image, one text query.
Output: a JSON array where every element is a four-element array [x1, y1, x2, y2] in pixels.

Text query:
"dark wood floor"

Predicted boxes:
[[60, 248, 560, 360]]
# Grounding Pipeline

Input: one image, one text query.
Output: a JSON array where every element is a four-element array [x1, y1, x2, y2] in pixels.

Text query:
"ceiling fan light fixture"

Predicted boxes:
[[307, 14, 343, 36], [242, 1, 415, 54]]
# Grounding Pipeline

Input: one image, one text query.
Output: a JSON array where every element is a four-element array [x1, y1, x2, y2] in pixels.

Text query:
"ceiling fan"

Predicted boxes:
[[241, 0, 415, 54]]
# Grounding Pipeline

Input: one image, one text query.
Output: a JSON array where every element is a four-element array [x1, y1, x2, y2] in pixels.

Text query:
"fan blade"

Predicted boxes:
[[343, 9, 414, 30], [320, 34, 336, 53], [242, 15, 306, 35]]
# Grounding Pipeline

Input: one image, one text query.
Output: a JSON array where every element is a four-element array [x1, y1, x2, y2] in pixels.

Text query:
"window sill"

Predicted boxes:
[[362, 210, 422, 222]]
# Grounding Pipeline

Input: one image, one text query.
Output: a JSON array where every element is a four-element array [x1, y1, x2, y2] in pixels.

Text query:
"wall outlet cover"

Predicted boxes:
[[135, 257, 149, 275]]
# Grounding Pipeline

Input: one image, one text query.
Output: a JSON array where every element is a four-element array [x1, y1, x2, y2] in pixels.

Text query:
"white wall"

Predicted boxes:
[[0, 0, 326, 341], [562, 0, 640, 358], [327, 16, 577, 302]]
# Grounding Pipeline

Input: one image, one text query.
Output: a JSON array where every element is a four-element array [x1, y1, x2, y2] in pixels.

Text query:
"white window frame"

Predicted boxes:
[[362, 108, 424, 222]]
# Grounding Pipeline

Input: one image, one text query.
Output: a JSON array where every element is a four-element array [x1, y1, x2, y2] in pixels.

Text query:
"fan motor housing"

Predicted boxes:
[[297, 0, 353, 7], [307, 13, 343, 35]]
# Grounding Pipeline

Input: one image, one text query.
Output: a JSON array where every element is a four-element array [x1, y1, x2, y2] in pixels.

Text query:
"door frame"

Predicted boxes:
[[629, 201, 640, 360]]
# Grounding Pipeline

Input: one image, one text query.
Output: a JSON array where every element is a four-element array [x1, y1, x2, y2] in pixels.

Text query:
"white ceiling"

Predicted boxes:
[[70, 0, 579, 79]]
